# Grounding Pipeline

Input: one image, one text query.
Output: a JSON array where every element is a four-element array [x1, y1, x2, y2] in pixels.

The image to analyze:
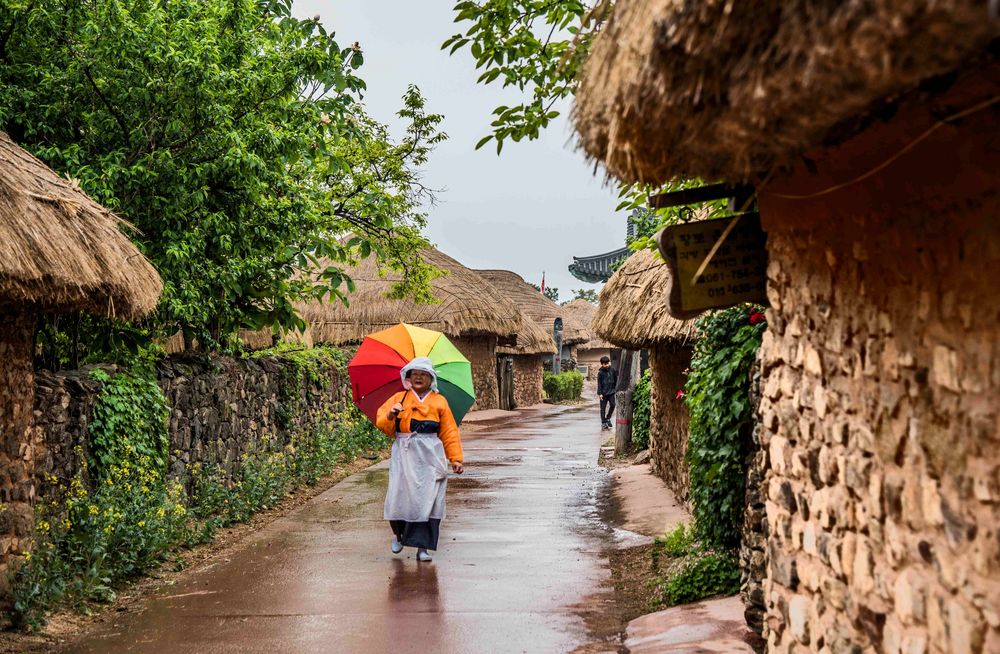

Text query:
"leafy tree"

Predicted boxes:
[[442, 1, 611, 154], [0, 0, 443, 352], [528, 282, 560, 303], [568, 288, 598, 304], [445, 2, 726, 245]]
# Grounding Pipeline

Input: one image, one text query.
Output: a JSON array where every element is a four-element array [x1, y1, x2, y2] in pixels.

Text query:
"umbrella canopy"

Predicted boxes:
[[348, 323, 476, 425]]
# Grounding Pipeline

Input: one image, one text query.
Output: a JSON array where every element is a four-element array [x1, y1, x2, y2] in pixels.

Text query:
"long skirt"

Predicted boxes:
[[384, 433, 449, 551], [389, 518, 441, 550]]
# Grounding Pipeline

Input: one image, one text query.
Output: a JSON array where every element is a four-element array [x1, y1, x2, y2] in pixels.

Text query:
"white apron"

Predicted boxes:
[[383, 433, 449, 522]]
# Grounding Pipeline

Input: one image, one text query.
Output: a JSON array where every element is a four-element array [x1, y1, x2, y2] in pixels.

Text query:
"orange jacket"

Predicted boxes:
[[376, 390, 463, 463]]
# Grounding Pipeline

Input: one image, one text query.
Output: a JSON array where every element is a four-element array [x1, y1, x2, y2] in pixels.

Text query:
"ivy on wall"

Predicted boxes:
[[252, 344, 347, 429], [87, 359, 170, 477], [631, 369, 652, 451], [684, 305, 766, 551]]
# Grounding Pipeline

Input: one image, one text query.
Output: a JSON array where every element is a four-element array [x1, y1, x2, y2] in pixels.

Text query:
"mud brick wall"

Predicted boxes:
[[34, 352, 352, 490], [512, 355, 543, 408], [757, 73, 1000, 653], [451, 336, 499, 411], [647, 345, 693, 501], [0, 311, 38, 596]]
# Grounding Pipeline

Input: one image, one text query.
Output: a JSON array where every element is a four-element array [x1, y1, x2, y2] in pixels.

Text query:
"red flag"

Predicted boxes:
[[540, 272, 545, 295]]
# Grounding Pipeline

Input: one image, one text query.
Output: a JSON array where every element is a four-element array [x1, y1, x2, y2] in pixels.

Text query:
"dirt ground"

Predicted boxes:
[[607, 542, 661, 625]]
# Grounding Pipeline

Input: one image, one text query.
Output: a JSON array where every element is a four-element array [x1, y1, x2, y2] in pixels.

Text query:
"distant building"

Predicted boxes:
[[568, 209, 645, 283], [568, 247, 630, 284]]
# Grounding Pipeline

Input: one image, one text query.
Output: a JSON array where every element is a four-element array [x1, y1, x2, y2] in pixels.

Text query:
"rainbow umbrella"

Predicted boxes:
[[348, 323, 476, 425]]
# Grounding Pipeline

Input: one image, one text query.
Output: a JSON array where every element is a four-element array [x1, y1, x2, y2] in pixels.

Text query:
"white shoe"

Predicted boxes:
[[391, 538, 403, 554], [417, 548, 433, 562]]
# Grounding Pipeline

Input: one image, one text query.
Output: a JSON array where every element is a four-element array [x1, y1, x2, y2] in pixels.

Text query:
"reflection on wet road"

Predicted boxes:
[[64, 405, 615, 654]]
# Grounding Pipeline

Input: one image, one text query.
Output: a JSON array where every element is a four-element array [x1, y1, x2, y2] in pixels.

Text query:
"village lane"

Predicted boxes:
[[62, 404, 618, 654]]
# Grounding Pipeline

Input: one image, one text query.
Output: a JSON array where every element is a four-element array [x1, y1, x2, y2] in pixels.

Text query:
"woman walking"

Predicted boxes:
[[376, 357, 464, 562]]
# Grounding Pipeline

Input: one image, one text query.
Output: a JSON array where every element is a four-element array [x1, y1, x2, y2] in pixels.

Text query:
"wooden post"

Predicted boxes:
[[615, 387, 633, 454], [614, 349, 640, 454]]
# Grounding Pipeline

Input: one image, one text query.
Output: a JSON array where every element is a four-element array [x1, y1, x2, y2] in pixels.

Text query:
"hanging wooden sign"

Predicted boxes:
[[656, 213, 768, 319]]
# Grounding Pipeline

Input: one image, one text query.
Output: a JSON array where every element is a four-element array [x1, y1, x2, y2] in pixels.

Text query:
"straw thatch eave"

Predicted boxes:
[[476, 269, 591, 346], [593, 248, 697, 350], [573, 0, 1000, 184], [301, 247, 521, 345], [0, 132, 162, 319], [561, 299, 614, 351], [496, 315, 557, 356]]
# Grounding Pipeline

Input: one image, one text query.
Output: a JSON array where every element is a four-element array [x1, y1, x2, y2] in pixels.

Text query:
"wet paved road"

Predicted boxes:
[[65, 404, 616, 654]]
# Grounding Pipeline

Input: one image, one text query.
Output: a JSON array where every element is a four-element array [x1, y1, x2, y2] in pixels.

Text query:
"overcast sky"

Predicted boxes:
[[295, 1, 623, 302]]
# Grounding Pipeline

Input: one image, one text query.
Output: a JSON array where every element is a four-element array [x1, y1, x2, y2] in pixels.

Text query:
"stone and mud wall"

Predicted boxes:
[[741, 357, 769, 636], [578, 347, 611, 380], [757, 73, 1000, 653], [452, 335, 499, 411], [511, 355, 543, 408], [0, 311, 37, 595], [33, 353, 351, 494], [647, 345, 693, 501]]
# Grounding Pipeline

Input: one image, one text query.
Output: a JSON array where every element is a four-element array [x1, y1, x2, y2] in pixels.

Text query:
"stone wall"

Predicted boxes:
[[452, 335, 499, 411], [757, 71, 1000, 653], [741, 356, 769, 636], [0, 310, 38, 596], [647, 345, 693, 501], [34, 352, 352, 492], [512, 355, 543, 408]]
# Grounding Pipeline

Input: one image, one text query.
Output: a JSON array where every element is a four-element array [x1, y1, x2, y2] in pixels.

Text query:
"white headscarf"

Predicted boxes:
[[400, 357, 438, 392]]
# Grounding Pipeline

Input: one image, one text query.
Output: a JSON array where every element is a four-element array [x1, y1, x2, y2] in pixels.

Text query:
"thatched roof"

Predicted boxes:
[[561, 299, 614, 351], [476, 269, 591, 346], [302, 247, 521, 344], [0, 132, 162, 318], [160, 327, 313, 354], [497, 315, 557, 356], [237, 327, 313, 351], [573, 0, 1000, 184], [593, 248, 697, 349]]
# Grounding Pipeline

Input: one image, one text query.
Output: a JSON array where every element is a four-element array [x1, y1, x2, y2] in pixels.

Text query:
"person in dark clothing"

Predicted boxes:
[[597, 356, 618, 430]]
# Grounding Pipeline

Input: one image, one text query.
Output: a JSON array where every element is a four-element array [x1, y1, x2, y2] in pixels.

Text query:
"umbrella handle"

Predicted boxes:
[[394, 389, 410, 433]]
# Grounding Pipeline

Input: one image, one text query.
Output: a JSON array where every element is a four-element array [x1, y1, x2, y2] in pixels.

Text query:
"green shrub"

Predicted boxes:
[[684, 305, 765, 551], [631, 369, 652, 451], [656, 550, 741, 606], [542, 370, 584, 401], [654, 522, 696, 560], [649, 522, 740, 608]]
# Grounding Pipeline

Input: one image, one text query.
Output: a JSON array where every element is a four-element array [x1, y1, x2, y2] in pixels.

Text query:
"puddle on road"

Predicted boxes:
[[359, 469, 388, 491]]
